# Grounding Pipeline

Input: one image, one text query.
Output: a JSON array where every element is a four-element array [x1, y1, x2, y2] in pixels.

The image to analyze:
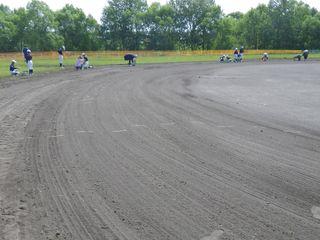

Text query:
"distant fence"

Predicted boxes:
[[0, 50, 302, 60]]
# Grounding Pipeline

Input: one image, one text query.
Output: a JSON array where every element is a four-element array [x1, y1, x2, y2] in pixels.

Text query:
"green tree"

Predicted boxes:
[[290, 1, 315, 49], [101, 0, 148, 50], [0, 0, 319, 52], [25, 0, 63, 50], [214, 17, 237, 49], [268, 0, 297, 49], [302, 14, 320, 49], [0, 4, 16, 51], [239, 4, 273, 49], [169, 0, 222, 50], [11, 8, 29, 51], [55, 4, 101, 51], [144, 3, 176, 50]]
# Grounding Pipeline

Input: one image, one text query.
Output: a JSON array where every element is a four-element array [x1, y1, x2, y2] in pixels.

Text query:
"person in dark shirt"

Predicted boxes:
[[124, 53, 138, 66], [239, 46, 244, 60], [262, 53, 269, 62], [302, 50, 309, 60], [24, 50, 33, 75], [293, 54, 302, 61], [58, 46, 64, 67], [10, 60, 19, 76], [58, 48, 63, 55], [83, 54, 88, 63], [234, 48, 240, 62], [22, 46, 30, 63], [25, 51, 32, 62]]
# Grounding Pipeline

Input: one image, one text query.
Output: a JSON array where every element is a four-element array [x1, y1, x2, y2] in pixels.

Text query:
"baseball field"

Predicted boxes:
[[1, 59, 320, 239], [1, 50, 319, 78]]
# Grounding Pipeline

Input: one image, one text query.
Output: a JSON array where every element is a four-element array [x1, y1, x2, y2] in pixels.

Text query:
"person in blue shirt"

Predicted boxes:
[[10, 60, 19, 76], [124, 53, 138, 66], [58, 46, 65, 67], [22, 46, 30, 63], [23, 50, 33, 75]]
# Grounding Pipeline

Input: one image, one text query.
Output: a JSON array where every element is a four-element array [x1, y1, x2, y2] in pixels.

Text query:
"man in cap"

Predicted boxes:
[[234, 48, 240, 62], [10, 60, 19, 76]]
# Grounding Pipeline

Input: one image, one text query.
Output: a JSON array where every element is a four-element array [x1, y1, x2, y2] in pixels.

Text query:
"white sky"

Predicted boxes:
[[1, 0, 319, 22]]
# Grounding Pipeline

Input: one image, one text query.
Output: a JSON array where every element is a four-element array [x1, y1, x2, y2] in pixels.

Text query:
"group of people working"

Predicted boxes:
[[10, 47, 137, 76], [294, 49, 309, 61], [257, 50, 308, 62], [219, 47, 310, 63], [9, 46, 311, 76], [58, 47, 92, 70], [219, 46, 245, 63], [234, 46, 245, 62], [9, 46, 94, 76], [75, 53, 92, 70], [10, 46, 33, 76]]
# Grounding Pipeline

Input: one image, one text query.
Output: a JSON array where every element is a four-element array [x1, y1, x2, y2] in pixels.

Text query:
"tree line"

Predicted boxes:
[[0, 0, 319, 52]]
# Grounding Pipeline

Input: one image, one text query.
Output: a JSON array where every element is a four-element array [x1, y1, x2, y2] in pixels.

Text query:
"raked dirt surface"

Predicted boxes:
[[0, 61, 320, 240]]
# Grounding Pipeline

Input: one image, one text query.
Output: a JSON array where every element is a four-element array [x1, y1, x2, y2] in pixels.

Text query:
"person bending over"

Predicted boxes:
[[124, 53, 138, 66]]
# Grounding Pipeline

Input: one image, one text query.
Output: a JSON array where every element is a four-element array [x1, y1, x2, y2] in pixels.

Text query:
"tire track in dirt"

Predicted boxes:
[[1, 62, 320, 240]]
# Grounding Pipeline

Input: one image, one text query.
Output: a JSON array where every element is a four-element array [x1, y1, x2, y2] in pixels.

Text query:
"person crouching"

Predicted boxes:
[[75, 55, 84, 70], [10, 60, 19, 76], [262, 53, 269, 62], [82, 53, 90, 69], [302, 50, 309, 60]]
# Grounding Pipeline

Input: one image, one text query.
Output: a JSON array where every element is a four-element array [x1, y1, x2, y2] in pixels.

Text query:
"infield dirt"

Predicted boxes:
[[1, 61, 319, 240]]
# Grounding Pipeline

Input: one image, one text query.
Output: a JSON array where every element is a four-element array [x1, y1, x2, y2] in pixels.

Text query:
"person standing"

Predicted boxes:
[[22, 46, 30, 64], [234, 48, 239, 62], [58, 46, 65, 68], [239, 46, 245, 61], [26, 50, 33, 75], [27, 60, 33, 76]]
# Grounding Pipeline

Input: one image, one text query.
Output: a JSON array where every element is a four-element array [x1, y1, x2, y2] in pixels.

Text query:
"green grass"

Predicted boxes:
[[1, 53, 319, 79]]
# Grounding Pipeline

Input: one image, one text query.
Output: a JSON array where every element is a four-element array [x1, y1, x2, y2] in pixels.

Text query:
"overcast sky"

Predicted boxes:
[[1, 0, 320, 22]]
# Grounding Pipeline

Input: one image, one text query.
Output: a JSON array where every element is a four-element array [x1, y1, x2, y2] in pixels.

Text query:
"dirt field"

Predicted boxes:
[[1, 61, 320, 240]]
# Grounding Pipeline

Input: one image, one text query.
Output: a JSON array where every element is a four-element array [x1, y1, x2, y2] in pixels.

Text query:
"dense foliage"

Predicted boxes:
[[0, 0, 319, 51]]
